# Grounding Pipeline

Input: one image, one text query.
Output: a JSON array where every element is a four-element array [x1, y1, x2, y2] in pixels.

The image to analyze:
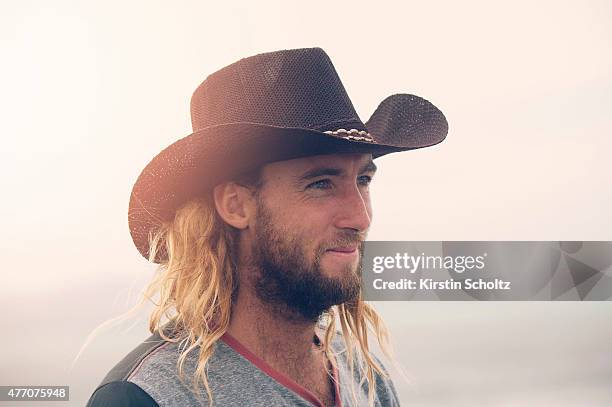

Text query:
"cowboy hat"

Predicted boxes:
[[128, 47, 448, 262]]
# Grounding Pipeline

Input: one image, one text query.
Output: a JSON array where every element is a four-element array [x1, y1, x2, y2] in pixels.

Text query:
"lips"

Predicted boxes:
[[327, 245, 359, 253]]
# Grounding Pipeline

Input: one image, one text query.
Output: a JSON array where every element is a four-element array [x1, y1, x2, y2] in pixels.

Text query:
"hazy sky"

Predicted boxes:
[[2, 0, 610, 293]]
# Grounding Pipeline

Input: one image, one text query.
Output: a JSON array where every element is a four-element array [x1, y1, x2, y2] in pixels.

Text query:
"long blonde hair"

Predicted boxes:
[[77, 184, 395, 406]]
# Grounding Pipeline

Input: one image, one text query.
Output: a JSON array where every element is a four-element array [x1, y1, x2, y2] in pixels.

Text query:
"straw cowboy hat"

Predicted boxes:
[[128, 47, 448, 262]]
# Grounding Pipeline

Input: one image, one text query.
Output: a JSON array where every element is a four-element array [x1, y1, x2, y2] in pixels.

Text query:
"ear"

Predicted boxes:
[[213, 182, 255, 230]]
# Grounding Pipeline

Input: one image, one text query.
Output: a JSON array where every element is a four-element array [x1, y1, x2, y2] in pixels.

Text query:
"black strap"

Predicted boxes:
[[86, 381, 158, 407]]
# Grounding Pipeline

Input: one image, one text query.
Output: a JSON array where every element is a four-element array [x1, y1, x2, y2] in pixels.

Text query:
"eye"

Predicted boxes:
[[358, 175, 373, 186], [306, 179, 333, 190]]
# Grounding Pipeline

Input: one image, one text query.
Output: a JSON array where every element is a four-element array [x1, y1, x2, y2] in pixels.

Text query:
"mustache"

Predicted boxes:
[[321, 230, 367, 251]]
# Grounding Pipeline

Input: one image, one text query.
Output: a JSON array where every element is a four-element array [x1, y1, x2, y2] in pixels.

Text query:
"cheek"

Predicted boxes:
[[288, 211, 330, 246]]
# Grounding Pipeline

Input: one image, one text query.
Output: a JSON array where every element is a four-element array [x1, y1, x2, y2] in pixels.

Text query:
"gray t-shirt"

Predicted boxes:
[[87, 326, 400, 407]]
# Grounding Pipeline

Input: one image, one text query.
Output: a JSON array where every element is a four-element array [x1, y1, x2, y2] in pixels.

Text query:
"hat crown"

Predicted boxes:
[[190, 48, 367, 133]]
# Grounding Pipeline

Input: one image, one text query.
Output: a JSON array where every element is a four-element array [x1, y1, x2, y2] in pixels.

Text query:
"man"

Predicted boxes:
[[86, 47, 447, 407]]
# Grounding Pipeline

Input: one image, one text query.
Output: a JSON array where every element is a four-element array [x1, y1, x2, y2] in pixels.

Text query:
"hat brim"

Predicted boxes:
[[129, 94, 448, 262]]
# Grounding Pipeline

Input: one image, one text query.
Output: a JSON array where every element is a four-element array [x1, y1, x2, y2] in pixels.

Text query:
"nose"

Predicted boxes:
[[333, 183, 372, 233]]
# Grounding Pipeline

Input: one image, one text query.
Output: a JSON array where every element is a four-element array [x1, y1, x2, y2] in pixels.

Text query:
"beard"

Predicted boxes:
[[249, 197, 363, 322]]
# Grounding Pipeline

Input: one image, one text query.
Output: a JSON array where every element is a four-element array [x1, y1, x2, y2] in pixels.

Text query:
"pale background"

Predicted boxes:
[[1, 0, 611, 406]]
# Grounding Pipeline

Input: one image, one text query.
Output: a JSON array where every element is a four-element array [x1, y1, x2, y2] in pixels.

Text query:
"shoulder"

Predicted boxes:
[[87, 328, 173, 407], [369, 352, 401, 406], [86, 381, 158, 407], [329, 331, 401, 406], [98, 330, 170, 385]]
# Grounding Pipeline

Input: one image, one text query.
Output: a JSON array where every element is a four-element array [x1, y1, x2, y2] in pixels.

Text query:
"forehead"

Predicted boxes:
[[262, 153, 374, 176]]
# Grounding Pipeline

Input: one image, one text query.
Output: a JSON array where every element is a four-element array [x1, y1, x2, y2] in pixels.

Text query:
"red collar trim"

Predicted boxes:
[[220, 332, 342, 407]]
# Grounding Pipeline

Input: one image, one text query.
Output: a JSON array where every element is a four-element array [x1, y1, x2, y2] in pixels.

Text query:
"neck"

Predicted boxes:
[[226, 284, 325, 367]]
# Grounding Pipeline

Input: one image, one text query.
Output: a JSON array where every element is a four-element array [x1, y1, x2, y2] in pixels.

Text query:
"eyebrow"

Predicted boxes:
[[296, 160, 377, 182]]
